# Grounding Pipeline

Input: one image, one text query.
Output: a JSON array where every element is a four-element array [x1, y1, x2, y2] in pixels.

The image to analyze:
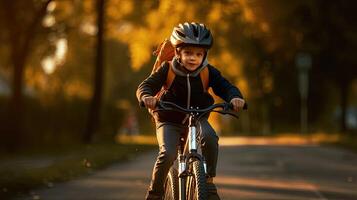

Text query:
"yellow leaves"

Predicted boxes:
[[107, 0, 133, 21], [158, 0, 175, 15], [236, 0, 272, 36], [144, 12, 177, 40], [237, 0, 256, 23], [110, 0, 199, 70], [64, 80, 92, 99], [105, 0, 262, 81], [222, 52, 240, 75], [129, 30, 153, 71], [25, 68, 49, 92], [215, 36, 228, 49], [25, 67, 92, 102], [105, 0, 135, 38], [25, 67, 62, 104], [210, 50, 243, 78], [145, 0, 192, 39], [208, 3, 222, 24], [260, 22, 270, 33], [53, 1, 75, 19], [236, 78, 249, 98]]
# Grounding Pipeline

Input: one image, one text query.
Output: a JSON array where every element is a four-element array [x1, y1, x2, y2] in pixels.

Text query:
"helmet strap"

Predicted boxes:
[[174, 48, 181, 59]]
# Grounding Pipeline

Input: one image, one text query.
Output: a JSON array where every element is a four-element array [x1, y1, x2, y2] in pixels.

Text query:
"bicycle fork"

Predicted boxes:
[[178, 153, 186, 200], [178, 122, 208, 200]]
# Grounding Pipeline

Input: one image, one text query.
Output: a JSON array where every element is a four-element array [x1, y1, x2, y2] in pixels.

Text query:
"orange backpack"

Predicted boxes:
[[152, 39, 209, 92]]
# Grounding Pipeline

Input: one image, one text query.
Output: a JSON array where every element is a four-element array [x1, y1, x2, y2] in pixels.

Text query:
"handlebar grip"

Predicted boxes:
[[140, 100, 161, 109], [228, 102, 248, 110]]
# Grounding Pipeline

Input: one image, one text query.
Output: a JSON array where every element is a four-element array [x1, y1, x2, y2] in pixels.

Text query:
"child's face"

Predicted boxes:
[[179, 46, 206, 71]]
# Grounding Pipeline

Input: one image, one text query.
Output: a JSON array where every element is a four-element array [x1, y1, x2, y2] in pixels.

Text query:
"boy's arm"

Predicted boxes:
[[208, 65, 244, 102], [136, 63, 169, 104]]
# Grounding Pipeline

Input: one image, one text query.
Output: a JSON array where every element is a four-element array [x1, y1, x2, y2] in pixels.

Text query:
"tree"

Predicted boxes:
[[83, 0, 106, 143], [0, 0, 53, 150]]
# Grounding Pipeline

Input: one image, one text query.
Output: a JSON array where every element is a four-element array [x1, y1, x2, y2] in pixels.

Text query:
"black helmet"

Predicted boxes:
[[170, 22, 213, 49]]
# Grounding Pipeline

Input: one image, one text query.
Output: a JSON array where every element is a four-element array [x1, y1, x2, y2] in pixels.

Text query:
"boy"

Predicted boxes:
[[137, 22, 245, 200]]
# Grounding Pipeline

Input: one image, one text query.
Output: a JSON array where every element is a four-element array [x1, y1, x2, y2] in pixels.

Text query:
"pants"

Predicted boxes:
[[146, 119, 219, 199]]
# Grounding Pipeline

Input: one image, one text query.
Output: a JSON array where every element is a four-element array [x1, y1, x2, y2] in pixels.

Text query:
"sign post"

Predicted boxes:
[[296, 52, 311, 134]]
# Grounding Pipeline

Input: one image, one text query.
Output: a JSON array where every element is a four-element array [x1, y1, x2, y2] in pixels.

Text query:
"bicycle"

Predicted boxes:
[[151, 100, 246, 200]]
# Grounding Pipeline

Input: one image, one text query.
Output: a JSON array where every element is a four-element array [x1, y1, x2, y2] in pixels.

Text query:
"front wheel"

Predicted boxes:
[[186, 160, 207, 200], [163, 167, 179, 200]]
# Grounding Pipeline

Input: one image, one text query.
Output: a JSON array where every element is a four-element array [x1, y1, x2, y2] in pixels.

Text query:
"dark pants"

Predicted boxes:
[[146, 119, 219, 200]]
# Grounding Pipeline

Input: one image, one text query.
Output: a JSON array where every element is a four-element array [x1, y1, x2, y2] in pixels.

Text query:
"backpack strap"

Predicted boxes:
[[164, 62, 175, 89], [200, 66, 209, 92]]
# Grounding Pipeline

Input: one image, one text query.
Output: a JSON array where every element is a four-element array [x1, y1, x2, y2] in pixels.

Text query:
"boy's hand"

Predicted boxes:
[[230, 97, 245, 112], [142, 96, 157, 109]]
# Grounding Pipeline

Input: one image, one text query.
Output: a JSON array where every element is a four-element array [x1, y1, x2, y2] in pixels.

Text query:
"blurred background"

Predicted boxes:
[[0, 0, 356, 152]]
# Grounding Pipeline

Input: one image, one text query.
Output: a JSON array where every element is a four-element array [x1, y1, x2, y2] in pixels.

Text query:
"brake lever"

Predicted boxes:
[[213, 110, 239, 119]]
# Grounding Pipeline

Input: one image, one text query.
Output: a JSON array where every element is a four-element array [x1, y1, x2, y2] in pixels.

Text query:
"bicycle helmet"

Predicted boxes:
[[170, 22, 213, 49]]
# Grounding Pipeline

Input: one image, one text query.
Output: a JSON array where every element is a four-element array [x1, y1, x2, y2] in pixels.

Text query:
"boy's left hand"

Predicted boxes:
[[230, 97, 245, 112]]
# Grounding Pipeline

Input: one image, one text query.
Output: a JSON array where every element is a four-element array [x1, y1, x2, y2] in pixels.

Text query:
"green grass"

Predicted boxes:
[[0, 143, 155, 199]]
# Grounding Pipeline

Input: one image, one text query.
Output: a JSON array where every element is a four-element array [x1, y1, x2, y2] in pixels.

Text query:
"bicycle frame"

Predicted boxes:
[[153, 100, 246, 200]]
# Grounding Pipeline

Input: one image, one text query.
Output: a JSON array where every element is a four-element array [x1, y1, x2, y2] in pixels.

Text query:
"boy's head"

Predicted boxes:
[[170, 22, 213, 71]]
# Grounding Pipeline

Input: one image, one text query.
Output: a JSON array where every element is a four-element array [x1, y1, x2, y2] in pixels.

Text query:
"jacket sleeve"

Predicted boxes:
[[136, 63, 169, 103], [208, 65, 243, 102]]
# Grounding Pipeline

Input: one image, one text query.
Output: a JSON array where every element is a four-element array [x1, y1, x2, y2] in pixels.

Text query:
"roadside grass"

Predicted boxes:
[[116, 132, 342, 146], [0, 143, 155, 200], [321, 134, 357, 153]]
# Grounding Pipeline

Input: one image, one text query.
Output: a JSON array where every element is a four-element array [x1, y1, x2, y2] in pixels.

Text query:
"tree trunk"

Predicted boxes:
[[83, 0, 105, 143], [2, 0, 52, 151], [6, 52, 26, 150]]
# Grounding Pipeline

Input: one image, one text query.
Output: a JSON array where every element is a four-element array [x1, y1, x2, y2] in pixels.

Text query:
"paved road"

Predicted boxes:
[[18, 144, 357, 200]]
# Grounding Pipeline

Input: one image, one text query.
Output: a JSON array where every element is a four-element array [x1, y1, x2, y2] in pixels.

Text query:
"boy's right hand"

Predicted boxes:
[[142, 96, 157, 109]]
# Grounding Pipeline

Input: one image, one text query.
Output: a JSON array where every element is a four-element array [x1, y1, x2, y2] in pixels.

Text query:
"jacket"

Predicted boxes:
[[136, 58, 243, 124]]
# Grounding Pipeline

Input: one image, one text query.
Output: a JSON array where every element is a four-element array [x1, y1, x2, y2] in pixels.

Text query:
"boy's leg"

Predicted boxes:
[[146, 122, 183, 200], [199, 119, 220, 200], [199, 119, 219, 177]]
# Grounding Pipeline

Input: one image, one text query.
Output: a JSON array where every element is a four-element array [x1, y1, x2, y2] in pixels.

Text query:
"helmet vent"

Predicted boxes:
[[203, 31, 210, 39], [192, 25, 199, 37], [176, 30, 186, 38]]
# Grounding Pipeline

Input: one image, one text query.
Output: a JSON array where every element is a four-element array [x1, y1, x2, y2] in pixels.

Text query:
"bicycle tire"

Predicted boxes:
[[186, 160, 207, 200], [163, 167, 179, 200]]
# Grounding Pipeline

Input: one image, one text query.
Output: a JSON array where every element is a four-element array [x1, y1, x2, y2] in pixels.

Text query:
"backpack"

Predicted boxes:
[[152, 39, 209, 92]]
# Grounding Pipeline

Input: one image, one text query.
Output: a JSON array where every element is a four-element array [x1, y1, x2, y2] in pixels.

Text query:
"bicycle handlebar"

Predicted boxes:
[[157, 101, 228, 113], [140, 100, 247, 111], [140, 100, 247, 119]]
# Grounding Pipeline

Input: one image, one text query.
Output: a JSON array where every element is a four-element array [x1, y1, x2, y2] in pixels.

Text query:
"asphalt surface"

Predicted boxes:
[[17, 143, 357, 200]]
